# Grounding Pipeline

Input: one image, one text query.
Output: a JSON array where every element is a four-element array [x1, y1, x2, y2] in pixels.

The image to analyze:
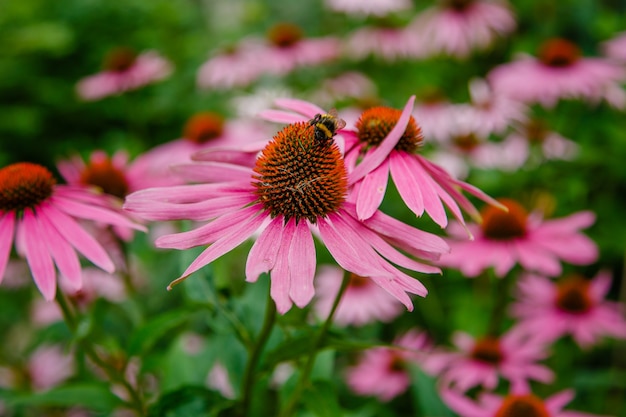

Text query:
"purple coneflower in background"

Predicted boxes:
[[425, 328, 553, 392], [76, 47, 172, 101], [488, 38, 626, 108], [602, 31, 626, 63], [325, 0, 412, 17], [441, 381, 607, 417], [409, 0, 516, 59], [511, 271, 626, 348], [0, 163, 145, 300], [124, 121, 448, 313], [440, 199, 598, 277], [313, 265, 404, 326], [345, 330, 430, 401], [344, 23, 426, 61]]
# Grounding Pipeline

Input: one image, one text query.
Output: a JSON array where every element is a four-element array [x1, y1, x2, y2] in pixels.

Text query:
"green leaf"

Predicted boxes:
[[408, 365, 454, 417], [7, 383, 122, 412], [127, 309, 192, 356], [147, 386, 236, 417], [302, 380, 343, 417]]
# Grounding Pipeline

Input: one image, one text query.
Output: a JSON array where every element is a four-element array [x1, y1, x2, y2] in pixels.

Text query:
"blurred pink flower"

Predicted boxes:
[[77, 48, 172, 101], [311, 72, 378, 107], [464, 78, 529, 137], [409, 0, 516, 59], [261, 96, 501, 229], [28, 345, 74, 391], [0, 163, 144, 300], [488, 38, 626, 108], [425, 328, 553, 392], [440, 199, 598, 277], [504, 118, 579, 164], [441, 381, 607, 417], [313, 265, 404, 326], [345, 330, 430, 401], [344, 24, 426, 61], [125, 122, 447, 313], [325, 0, 412, 16], [511, 271, 626, 348], [602, 31, 626, 63], [206, 362, 235, 399], [197, 41, 269, 90], [412, 94, 461, 143]]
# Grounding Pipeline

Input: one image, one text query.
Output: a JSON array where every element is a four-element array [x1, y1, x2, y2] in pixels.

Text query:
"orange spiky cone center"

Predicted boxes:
[[267, 23, 303, 48], [494, 394, 550, 417], [539, 38, 581, 68], [555, 274, 594, 314], [355, 107, 423, 153], [79, 158, 129, 199], [470, 336, 504, 365], [481, 199, 528, 240], [0, 162, 55, 212], [103, 47, 137, 72], [183, 112, 225, 144]]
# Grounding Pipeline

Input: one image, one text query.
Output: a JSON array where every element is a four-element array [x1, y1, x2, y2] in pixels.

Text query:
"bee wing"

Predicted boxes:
[[335, 118, 347, 130]]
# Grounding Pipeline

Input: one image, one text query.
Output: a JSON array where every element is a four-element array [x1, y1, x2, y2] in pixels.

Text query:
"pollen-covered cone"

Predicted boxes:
[[124, 122, 449, 313]]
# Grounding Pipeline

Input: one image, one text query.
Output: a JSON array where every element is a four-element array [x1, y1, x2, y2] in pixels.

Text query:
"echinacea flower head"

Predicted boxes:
[[409, 0, 516, 59], [345, 330, 430, 401], [511, 271, 626, 348], [425, 328, 553, 392], [325, 0, 413, 17], [125, 121, 448, 313], [440, 199, 598, 277], [313, 266, 404, 326], [0, 162, 144, 300], [76, 48, 172, 101], [197, 41, 268, 90], [344, 23, 426, 61], [441, 382, 607, 417], [488, 38, 626, 108]]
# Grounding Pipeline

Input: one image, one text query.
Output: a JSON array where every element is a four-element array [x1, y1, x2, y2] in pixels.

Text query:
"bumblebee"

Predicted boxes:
[[308, 109, 346, 144]]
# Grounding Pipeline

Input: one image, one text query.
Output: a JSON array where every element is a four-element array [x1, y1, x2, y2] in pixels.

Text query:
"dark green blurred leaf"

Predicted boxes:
[[147, 386, 235, 417], [7, 383, 123, 411], [302, 380, 343, 417], [127, 308, 192, 356], [408, 365, 455, 417]]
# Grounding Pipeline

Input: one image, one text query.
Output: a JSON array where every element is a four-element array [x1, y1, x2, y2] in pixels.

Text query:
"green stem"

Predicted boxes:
[[278, 272, 350, 417], [239, 287, 277, 417], [56, 290, 146, 416], [486, 270, 514, 336]]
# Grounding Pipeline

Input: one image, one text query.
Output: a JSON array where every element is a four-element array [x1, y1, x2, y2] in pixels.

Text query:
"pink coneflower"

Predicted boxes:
[[206, 362, 235, 399], [440, 199, 598, 277], [441, 381, 607, 417], [345, 330, 430, 401], [325, 0, 412, 16], [260, 96, 501, 228], [313, 265, 404, 326], [409, 0, 516, 59], [344, 24, 425, 61], [412, 92, 461, 143], [425, 328, 553, 392], [262, 23, 341, 75], [602, 31, 626, 63], [504, 118, 579, 165], [197, 40, 270, 90], [310, 72, 378, 108], [464, 78, 529, 138], [511, 271, 626, 348], [77, 48, 172, 101], [488, 38, 626, 108], [0, 163, 144, 300], [28, 345, 75, 391], [124, 122, 448, 313]]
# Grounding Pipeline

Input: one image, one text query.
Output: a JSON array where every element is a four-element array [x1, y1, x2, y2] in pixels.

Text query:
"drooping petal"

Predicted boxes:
[[349, 95, 416, 184], [170, 212, 265, 288], [37, 207, 82, 291], [52, 195, 146, 232], [389, 151, 425, 218], [246, 216, 285, 283], [0, 212, 16, 283], [21, 209, 56, 300], [270, 218, 297, 313], [156, 205, 264, 249], [39, 203, 114, 274], [356, 159, 389, 221], [288, 220, 316, 308]]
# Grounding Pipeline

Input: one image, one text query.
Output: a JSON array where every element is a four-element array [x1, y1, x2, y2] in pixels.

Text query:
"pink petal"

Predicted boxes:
[[257, 109, 310, 124], [288, 220, 316, 308], [389, 151, 425, 218], [37, 210, 82, 291], [39, 203, 114, 274], [0, 212, 16, 284], [156, 205, 263, 249], [124, 183, 249, 205], [403, 153, 448, 227], [52, 196, 146, 232], [356, 159, 389, 220], [170, 212, 265, 288], [274, 97, 326, 117], [270, 218, 296, 313], [349, 95, 416, 184], [246, 216, 284, 283], [21, 210, 56, 300], [170, 162, 253, 183]]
